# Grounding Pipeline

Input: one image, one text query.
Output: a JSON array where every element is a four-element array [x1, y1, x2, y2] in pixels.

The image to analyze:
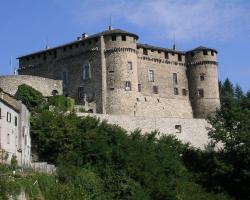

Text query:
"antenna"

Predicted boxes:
[[173, 33, 176, 50], [108, 15, 112, 30], [45, 36, 50, 49], [10, 56, 13, 75]]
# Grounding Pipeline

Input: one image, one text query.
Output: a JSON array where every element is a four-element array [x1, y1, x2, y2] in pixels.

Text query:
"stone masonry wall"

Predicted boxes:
[[0, 75, 62, 97], [77, 113, 211, 149]]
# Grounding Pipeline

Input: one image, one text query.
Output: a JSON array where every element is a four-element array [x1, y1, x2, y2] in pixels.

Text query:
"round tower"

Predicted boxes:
[[186, 46, 220, 118], [103, 29, 139, 116]]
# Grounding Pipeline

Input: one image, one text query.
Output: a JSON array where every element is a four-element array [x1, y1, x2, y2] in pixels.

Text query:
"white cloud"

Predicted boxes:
[[57, 0, 250, 42]]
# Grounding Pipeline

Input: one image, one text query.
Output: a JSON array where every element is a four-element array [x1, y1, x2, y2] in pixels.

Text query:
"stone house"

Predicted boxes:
[[0, 89, 31, 167]]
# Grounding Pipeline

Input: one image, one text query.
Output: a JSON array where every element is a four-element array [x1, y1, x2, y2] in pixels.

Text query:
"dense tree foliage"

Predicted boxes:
[[7, 80, 250, 199]]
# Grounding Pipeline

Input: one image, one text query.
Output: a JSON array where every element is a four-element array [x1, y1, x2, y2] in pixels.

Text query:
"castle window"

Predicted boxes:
[[127, 61, 133, 70], [211, 51, 214, 56], [43, 53, 47, 60], [148, 70, 154, 82], [165, 52, 169, 59], [15, 116, 18, 126], [173, 73, 178, 85], [62, 71, 68, 85], [197, 89, 204, 98], [138, 84, 142, 92], [178, 54, 182, 61], [200, 73, 205, 81], [7, 112, 11, 122], [172, 52, 175, 56], [175, 125, 182, 133], [174, 88, 179, 95], [125, 81, 131, 91], [78, 87, 85, 101], [203, 50, 208, 55], [54, 51, 57, 58], [83, 64, 91, 80], [151, 49, 154, 52], [122, 35, 126, 41], [7, 133, 10, 144], [112, 35, 116, 41], [143, 48, 148, 55], [158, 50, 161, 53], [153, 86, 159, 94], [182, 89, 187, 96]]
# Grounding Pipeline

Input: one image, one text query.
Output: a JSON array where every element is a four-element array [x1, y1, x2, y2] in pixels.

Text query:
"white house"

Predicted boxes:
[[0, 89, 31, 167]]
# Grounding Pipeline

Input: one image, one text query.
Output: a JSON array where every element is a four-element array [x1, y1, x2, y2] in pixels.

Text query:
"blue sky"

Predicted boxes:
[[0, 0, 250, 91]]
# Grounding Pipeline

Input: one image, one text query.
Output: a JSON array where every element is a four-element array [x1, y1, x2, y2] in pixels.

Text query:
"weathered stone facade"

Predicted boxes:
[[0, 75, 62, 97], [18, 28, 220, 119]]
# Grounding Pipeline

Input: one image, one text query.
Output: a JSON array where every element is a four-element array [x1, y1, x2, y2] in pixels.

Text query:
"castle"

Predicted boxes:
[[17, 27, 220, 119]]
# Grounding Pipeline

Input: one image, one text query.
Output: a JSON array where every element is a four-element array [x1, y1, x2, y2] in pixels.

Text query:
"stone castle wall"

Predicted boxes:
[[17, 29, 220, 119], [77, 113, 211, 149], [0, 75, 63, 97]]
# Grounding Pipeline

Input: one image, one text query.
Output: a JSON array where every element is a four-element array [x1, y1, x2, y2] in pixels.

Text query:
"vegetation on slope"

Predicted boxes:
[[4, 79, 249, 199]]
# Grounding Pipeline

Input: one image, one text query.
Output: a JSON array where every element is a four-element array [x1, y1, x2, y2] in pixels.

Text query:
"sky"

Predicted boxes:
[[0, 0, 250, 91]]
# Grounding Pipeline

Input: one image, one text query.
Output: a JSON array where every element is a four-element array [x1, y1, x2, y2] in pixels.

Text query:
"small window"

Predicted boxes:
[[173, 73, 178, 85], [165, 52, 169, 59], [178, 54, 182, 61], [200, 73, 205, 81], [174, 88, 179, 95], [54, 51, 57, 58], [211, 51, 214, 56], [15, 116, 18, 126], [43, 53, 47, 60], [197, 89, 204, 97], [143, 49, 148, 55], [158, 50, 161, 53], [83, 64, 91, 80], [112, 35, 116, 41], [7, 112, 11, 122], [127, 61, 133, 70], [7, 133, 10, 144], [122, 35, 126, 41], [153, 86, 158, 94], [78, 87, 85, 100], [151, 49, 154, 52], [148, 70, 154, 82], [138, 84, 142, 92], [203, 50, 208, 55], [172, 52, 175, 56], [175, 125, 182, 133], [125, 81, 131, 91], [182, 89, 187, 96], [62, 71, 68, 85]]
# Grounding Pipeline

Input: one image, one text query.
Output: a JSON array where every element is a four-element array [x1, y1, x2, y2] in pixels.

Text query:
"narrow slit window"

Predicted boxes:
[[197, 89, 204, 98], [174, 88, 179, 95], [153, 86, 158, 94], [173, 73, 178, 85], [112, 35, 117, 41], [127, 61, 133, 70]]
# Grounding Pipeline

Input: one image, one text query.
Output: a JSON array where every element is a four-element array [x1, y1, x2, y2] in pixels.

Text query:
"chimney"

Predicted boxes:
[[77, 36, 82, 41], [82, 33, 88, 39]]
